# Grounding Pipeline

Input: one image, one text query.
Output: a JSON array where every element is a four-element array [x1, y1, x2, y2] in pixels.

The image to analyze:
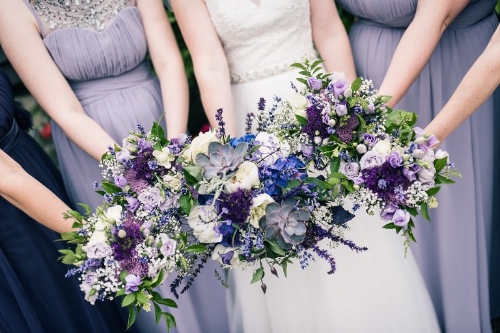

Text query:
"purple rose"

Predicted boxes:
[[137, 187, 163, 207], [114, 175, 128, 188], [85, 242, 113, 259], [339, 161, 360, 179], [393, 209, 410, 227], [425, 135, 439, 149], [362, 133, 378, 146], [359, 151, 385, 169], [365, 103, 375, 114], [156, 234, 177, 257], [403, 164, 421, 182], [126, 196, 139, 212], [381, 204, 398, 221], [138, 138, 152, 150], [386, 151, 403, 168], [335, 103, 348, 116], [351, 176, 365, 185], [331, 79, 348, 98], [125, 274, 141, 294], [307, 77, 322, 90]]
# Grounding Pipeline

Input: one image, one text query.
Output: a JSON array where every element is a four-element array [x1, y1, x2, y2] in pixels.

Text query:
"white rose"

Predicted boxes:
[[182, 130, 218, 163], [412, 149, 425, 159], [435, 149, 449, 160], [226, 161, 260, 193], [212, 244, 243, 267], [88, 229, 107, 243], [359, 151, 385, 169], [255, 132, 290, 166], [249, 193, 274, 228], [372, 140, 392, 155], [421, 149, 435, 163], [153, 147, 175, 168], [289, 93, 309, 118], [163, 174, 182, 192], [187, 206, 222, 243], [104, 205, 122, 224]]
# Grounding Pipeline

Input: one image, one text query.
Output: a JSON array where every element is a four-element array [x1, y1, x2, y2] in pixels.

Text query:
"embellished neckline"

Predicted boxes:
[[32, 0, 131, 31]]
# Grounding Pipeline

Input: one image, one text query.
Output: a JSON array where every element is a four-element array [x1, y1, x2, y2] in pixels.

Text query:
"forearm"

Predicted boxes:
[[158, 61, 190, 138], [0, 152, 74, 234], [425, 38, 500, 142], [315, 30, 357, 82]]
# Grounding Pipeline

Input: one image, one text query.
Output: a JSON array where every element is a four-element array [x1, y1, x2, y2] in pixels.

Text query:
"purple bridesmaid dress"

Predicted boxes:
[[336, 0, 500, 332], [22, 1, 229, 332]]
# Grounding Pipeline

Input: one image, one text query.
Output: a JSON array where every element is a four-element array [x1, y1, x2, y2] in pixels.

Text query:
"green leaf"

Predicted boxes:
[[101, 180, 122, 194], [329, 157, 341, 174], [310, 59, 324, 70], [286, 179, 302, 190], [58, 249, 74, 255], [295, 115, 308, 126], [383, 222, 396, 229], [290, 62, 307, 71], [407, 207, 418, 216], [434, 157, 448, 173], [296, 78, 307, 86], [115, 289, 125, 298], [122, 293, 136, 307], [183, 165, 203, 182], [154, 303, 162, 324], [420, 202, 430, 221], [318, 145, 334, 153], [151, 122, 165, 140], [347, 96, 358, 106], [179, 194, 192, 215], [150, 269, 165, 289], [185, 244, 207, 253], [435, 174, 455, 185], [298, 70, 310, 76], [183, 167, 201, 185], [266, 240, 286, 256], [136, 292, 148, 304], [426, 186, 441, 196], [126, 306, 137, 330], [251, 267, 265, 284], [407, 226, 417, 243], [282, 259, 289, 278], [385, 110, 418, 130], [155, 298, 178, 308], [351, 77, 362, 91], [163, 312, 177, 331]]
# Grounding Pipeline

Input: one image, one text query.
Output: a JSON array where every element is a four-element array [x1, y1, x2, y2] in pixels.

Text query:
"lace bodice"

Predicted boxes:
[[205, 0, 317, 83]]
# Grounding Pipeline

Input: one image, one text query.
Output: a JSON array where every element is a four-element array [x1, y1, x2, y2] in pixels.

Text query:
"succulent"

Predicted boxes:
[[259, 199, 310, 250], [195, 142, 248, 180]]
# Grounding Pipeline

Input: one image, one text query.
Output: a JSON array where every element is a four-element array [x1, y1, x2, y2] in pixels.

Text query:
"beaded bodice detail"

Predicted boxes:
[[32, 0, 130, 31], [205, 0, 316, 83]]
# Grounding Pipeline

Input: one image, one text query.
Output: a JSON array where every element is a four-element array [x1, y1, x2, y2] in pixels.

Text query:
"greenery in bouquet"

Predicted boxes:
[[264, 60, 461, 250], [58, 124, 211, 330]]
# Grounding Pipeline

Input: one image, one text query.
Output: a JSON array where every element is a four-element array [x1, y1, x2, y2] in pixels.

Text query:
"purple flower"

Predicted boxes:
[[219, 250, 234, 265], [218, 189, 253, 225], [85, 242, 113, 259], [84, 272, 98, 285], [402, 164, 421, 182], [380, 204, 398, 221], [125, 274, 141, 294], [359, 151, 385, 169], [426, 135, 439, 148], [361, 162, 411, 207], [393, 209, 410, 226], [307, 77, 322, 90], [138, 138, 152, 151], [362, 133, 378, 146], [330, 79, 349, 98], [301, 144, 314, 157], [125, 196, 139, 212], [386, 151, 403, 168], [157, 234, 177, 257], [123, 170, 150, 193], [339, 161, 360, 179], [114, 175, 128, 188], [365, 103, 375, 114], [335, 103, 348, 116], [137, 187, 163, 207]]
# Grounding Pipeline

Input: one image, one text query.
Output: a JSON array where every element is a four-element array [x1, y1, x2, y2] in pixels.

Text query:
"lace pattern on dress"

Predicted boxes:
[[205, 0, 317, 83]]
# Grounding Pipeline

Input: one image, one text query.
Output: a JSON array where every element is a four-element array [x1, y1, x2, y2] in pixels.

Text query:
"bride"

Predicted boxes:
[[172, 0, 440, 332]]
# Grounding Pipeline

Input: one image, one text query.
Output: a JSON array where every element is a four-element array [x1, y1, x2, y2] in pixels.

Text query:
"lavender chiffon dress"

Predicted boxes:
[[337, 0, 500, 331], [24, 2, 229, 332]]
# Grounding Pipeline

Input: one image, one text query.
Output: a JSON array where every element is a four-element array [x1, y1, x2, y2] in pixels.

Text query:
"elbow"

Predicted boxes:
[[193, 58, 231, 87]]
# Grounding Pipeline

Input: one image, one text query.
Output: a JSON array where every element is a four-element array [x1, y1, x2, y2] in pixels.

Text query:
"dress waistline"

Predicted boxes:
[[0, 119, 19, 151]]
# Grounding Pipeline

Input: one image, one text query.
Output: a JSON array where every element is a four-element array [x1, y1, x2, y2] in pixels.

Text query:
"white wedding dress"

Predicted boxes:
[[206, 0, 441, 332]]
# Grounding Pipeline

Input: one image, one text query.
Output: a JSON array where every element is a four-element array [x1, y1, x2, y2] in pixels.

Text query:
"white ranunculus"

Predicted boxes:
[[104, 205, 122, 224], [249, 193, 274, 228], [255, 132, 290, 166], [187, 205, 222, 243], [372, 140, 392, 155], [289, 93, 309, 118], [226, 161, 260, 193], [182, 130, 219, 163], [153, 147, 175, 168], [435, 149, 449, 160], [212, 244, 243, 267]]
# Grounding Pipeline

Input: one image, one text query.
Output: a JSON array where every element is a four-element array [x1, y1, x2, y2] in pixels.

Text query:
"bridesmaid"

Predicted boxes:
[[0, 1, 212, 333], [0, 69, 132, 333], [337, 0, 500, 331]]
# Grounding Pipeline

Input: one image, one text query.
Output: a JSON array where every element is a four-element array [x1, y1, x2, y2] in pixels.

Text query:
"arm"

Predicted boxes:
[[0, 150, 75, 234], [171, 0, 237, 136], [0, 0, 115, 160], [137, 0, 189, 138], [310, 0, 357, 82], [425, 24, 500, 143], [378, 0, 470, 107]]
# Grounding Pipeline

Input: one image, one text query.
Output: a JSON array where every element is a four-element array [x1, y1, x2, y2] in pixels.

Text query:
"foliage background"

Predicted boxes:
[[4, 3, 500, 163]]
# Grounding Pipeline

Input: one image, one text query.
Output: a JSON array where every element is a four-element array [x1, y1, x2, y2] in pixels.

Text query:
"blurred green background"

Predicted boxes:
[[2, 2, 499, 164]]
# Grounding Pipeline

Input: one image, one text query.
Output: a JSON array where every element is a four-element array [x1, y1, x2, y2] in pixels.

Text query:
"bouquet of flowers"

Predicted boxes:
[[178, 108, 370, 291], [260, 60, 460, 248], [59, 124, 210, 330]]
